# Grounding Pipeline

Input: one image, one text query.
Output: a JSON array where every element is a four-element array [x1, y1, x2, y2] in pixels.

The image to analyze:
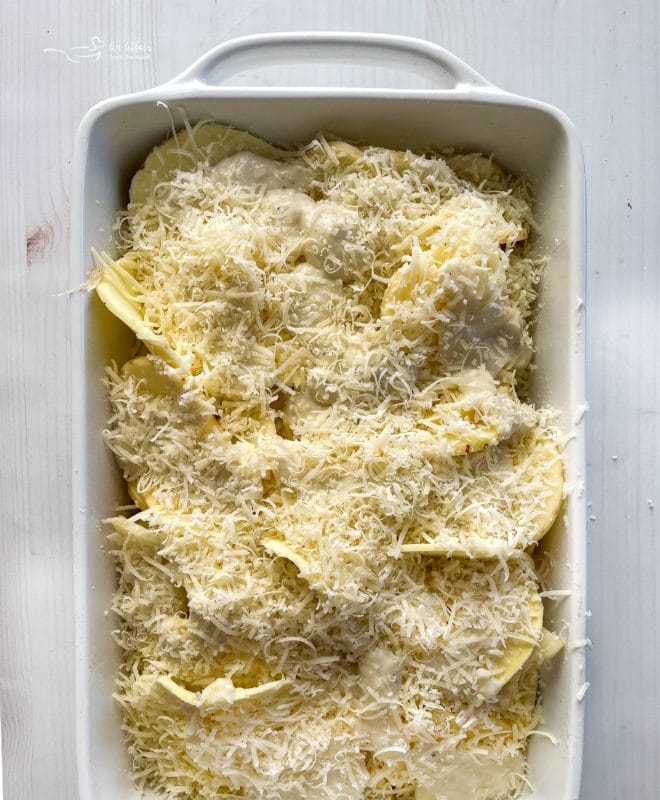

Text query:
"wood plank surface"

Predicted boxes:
[[1, 1, 658, 798]]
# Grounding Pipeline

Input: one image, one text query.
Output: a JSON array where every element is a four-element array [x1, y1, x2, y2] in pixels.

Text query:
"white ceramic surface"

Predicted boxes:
[[70, 32, 586, 800]]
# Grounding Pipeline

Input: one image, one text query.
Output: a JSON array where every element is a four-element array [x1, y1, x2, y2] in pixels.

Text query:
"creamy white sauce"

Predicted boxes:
[[258, 189, 316, 252], [322, 754, 370, 800], [277, 262, 344, 329], [359, 645, 402, 698], [354, 646, 407, 755], [282, 390, 329, 430], [212, 152, 310, 191], [303, 202, 371, 281], [415, 750, 525, 800], [437, 260, 531, 374]]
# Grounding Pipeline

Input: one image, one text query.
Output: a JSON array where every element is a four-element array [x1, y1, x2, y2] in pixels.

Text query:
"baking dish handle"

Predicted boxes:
[[169, 32, 493, 91]]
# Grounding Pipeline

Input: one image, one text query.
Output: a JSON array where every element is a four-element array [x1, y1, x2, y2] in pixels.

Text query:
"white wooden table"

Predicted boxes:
[[2, 1, 658, 798]]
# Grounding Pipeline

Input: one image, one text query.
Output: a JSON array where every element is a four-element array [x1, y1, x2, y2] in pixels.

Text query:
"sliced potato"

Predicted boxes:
[[417, 371, 537, 457], [121, 355, 185, 395], [93, 250, 183, 369], [106, 515, 163, 547], [263, 538, 320, 585], [523, 435, 565, 543], [400, 539, 504, 559], [441, 423, 498, 457], [539, 627, 564, 661], [223, 679, 292, 703], [444, 153, 507, 188], [155, 676, 200, 706], [402, 432, 564, 557], [121, 356, 218, 438], [155, 675, 291, 711], [113, 358, 221, 510], [129, 122, 288, 206], [127, 480, 156, 511], [479, 591, 543, 699], [388, 193, 518, 266], [381, 248, 439, 312], [421, 400, 517, 458], [328, 140, 364, 165], [380, 215, 525, 378], [303, 139, 364, 170], [417, 654, 539, 799]]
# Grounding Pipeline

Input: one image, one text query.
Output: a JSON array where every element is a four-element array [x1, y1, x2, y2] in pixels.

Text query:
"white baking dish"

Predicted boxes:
[[70, 32, 586, 800]]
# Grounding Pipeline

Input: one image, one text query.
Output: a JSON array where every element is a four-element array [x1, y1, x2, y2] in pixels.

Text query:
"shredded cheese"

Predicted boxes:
[[93, 122, 565, 800]]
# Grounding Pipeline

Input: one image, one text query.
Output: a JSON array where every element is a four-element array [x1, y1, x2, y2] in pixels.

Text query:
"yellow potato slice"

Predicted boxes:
[[425, 195, 522, 258], [539, 627, 564, 661], [478, 590, 543, 699], [381, 248, 439, 312], [115, 357, 220, 510], [379, 207, 519, 377], [155, 675, 291, 711], [129, 122, 288, 207], [325, 141, 432, 175], [106, 515, 162, 548], [303, 139, 364, 169], [444, 153, 507, 188], [420, 399, 507, 457], [368, 704, 528, 800], [121, 355, 184, 394], [400, 539, 504, 559], [155, 676, 200, 706], [401, 433, 564, 557], [522, 435, 565, 543], [93, 250, 184, 369], [263, 538, 321, 585], [417, 371, 537, 457], [121, 356, 217, 435], [442, 423, 497, 456], [407, 674, 535, 800], [127, 480, 156, 511], [417, 656, 539, 799]]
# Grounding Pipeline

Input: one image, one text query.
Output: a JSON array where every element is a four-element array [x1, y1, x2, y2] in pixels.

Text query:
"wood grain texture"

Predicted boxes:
[[1, 1, 658, 798]]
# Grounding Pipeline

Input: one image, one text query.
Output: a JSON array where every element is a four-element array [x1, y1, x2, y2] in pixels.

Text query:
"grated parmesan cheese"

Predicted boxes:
[[92, 122, 566, 800]]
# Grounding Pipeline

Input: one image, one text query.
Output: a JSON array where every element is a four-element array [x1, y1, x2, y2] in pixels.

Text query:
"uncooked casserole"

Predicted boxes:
[[89, 121, 567, 800]]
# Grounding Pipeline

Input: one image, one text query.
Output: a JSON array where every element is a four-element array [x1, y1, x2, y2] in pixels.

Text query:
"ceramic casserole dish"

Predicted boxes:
[[70, 32, 586, 800]]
